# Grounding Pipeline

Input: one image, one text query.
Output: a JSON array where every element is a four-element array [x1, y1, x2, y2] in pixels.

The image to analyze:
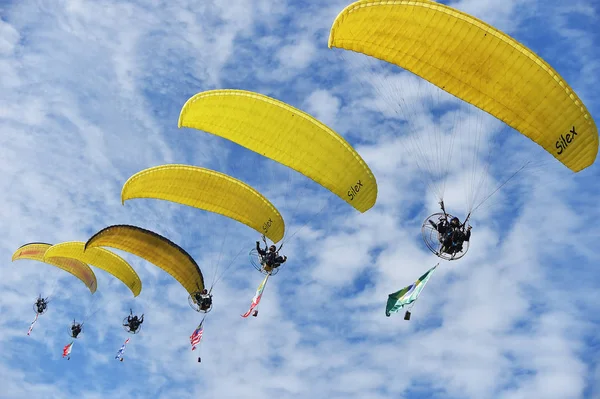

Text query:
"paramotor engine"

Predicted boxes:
[[421, 212, 469, 261], [249, 247, 281, 276]]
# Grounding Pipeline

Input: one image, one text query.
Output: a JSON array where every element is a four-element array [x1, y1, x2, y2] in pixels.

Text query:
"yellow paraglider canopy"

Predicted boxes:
[[328, 0, 598, 172], [121, 164, 285, 243], [44, 241, 142, 297], [12, 243, 97, 294], [85, 225, 204, 295], [178, 89, 378, 212]]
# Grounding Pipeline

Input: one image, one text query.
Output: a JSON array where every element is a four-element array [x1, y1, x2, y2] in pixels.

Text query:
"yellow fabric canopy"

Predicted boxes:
[[45, 241, 141, 297], [328, 0, 598, 171], [12, 242, 97, 294], [85, 225, 204, 295], [178, 89, 378, 211], [122, 164, 285, 243]]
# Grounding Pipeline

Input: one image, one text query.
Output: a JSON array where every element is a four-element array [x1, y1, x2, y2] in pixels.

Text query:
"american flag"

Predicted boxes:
[[115, 338, 130, 360], [190, 324, 203, 351]]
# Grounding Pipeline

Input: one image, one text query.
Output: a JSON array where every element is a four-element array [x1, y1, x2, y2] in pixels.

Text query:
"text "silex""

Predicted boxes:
[[347, 180, 364, 201], [556, 126, 577, 155], [262, 218, 273, 233]]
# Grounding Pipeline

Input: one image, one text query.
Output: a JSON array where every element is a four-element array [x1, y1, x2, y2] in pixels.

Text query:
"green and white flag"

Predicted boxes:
[[385, 264, 438, 317]]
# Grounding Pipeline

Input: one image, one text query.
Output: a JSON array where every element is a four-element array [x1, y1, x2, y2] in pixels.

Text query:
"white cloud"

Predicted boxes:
[[303, 89, 341, 127], [277, 38, 316, 71]]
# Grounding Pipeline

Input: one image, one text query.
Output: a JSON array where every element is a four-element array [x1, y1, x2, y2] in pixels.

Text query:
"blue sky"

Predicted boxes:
[[1, 0, 599, 398]]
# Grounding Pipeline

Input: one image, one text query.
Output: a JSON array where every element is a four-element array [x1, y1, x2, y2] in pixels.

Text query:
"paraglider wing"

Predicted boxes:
[[85, 225, 204, 295], [121, 164, 285, 243], [44, 241, 142, 297], [12, 243, 97, 294], [328, 0, 598, 172], [178, 89, 378, 212]]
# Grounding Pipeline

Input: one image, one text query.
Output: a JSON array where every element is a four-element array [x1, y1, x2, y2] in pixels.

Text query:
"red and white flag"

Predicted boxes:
[[62, 342, 74, 359], [27, 314, 39, 336], [242, 274, 269, 318]]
